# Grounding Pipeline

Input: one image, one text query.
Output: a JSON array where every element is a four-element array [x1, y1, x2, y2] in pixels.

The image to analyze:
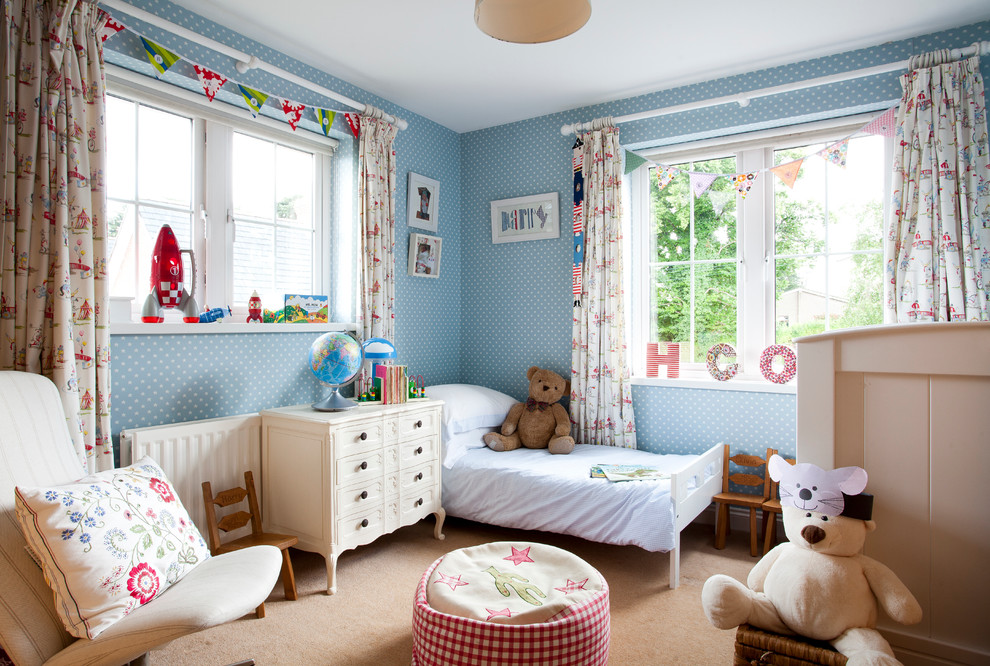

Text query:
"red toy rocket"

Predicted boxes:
[[246, 290, 263, 323], [141, 224, 200, 323]]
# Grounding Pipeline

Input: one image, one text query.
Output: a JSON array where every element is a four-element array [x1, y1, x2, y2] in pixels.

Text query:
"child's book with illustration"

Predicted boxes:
[[590, 464, 670, 482]]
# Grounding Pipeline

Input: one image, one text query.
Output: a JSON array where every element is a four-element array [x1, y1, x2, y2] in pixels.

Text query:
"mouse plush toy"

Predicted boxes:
[[702, 455, 922, 665]]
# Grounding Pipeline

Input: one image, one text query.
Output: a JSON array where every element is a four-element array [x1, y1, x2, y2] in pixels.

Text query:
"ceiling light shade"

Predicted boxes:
[[475, 0, 591, 44]]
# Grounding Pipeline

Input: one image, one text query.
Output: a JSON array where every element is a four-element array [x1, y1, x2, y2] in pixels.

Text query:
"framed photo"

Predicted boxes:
[[408, 233, 442, 278], [407, 172, 439, 232], [490, 192, 559, 244]]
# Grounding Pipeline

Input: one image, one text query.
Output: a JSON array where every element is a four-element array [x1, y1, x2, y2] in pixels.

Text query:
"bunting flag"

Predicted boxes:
[[624, 149, 648, 174], [732, 172, 758, 198], [690, 172, 718, 198], [140, 37, 181, 78], [237, 84, 269, 118], [572, 138, 585, 307], [862, 107, 896, 137], [280, 99, 306, 130], [99, 17, 126, 43], [193, 65, 227, 102], [771, 159, 803, 188], [314, 108, 336, 136], [708, 190, 734, 217], [344, 112, 361, 137], [822, 139, 848, 168], [656, 165, 680, 192]]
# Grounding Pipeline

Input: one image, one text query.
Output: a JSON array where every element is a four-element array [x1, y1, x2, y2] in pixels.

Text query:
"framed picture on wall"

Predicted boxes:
[[408, 233, 442, 278], [407, 172, 439, 232], [490, 192, 559, 244]]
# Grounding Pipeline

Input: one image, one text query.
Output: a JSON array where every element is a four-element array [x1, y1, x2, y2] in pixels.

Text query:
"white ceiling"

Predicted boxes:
[[167, 1, 990, 133]]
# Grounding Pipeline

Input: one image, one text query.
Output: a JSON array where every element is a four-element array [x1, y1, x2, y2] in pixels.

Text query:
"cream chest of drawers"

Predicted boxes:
[[260, 400, 445, 594]]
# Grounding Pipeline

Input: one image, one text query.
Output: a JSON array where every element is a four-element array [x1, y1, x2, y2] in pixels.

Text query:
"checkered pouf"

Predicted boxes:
[[412, 541, 610, 666]]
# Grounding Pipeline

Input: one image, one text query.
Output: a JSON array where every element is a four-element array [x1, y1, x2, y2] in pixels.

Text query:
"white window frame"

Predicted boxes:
[[106, 66, 338, 324], [628, 114, 892, 388]]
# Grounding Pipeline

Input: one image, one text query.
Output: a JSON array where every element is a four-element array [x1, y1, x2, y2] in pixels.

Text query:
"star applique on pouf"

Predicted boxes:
[[412, 542, 610, 665]]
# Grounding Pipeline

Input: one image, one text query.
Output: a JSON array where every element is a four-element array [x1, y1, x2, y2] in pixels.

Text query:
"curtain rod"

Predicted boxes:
[[561, 40, 990, 136], [99, 0, 408, 131]]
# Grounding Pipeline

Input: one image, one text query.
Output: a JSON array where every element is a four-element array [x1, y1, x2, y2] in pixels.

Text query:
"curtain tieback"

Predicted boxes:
[[526, 398, 550, 412]]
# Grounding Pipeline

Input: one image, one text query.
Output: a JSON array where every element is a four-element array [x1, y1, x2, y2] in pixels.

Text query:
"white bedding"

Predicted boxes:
[[442, 443, 702, 552]]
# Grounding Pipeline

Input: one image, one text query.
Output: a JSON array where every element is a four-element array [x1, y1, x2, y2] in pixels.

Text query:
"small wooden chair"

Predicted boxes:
[[713, 444, 770, 557], [202, 471, 299, 618], [761, 449, 796, 554]]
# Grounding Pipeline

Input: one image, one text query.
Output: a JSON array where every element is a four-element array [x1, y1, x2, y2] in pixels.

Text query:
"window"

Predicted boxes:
[[106, 78, 341, 322], [628, 117, 889, 381]]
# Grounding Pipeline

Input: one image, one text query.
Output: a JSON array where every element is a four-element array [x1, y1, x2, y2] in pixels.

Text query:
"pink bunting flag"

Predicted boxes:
[[655, 165, 680, 192], [279, 98, 305, 130], [771, 159, 803, 188], [690, 172, 718, 198], [732, 172, 758, 199], [862, 107, 897, 137], [821, 140, 848, 168], [344, 112, 361, 137], [193, 65, 227, 102], [99, 17, 126, 42]]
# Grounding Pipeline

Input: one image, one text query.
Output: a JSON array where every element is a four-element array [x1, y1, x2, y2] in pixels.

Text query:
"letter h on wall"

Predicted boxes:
[[646, 342, 680, 378]]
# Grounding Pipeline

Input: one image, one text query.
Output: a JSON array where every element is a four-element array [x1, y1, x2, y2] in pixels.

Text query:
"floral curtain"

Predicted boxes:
[[1, 0, 112, 472], [570, 120, 636, 447], [885, 49, 990, 322], [357, 108, 397, 392]]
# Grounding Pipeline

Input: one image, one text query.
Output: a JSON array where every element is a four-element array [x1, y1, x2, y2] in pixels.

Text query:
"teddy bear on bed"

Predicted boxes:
[[701, 456, 922, 665], [483, 366, 575, 455]]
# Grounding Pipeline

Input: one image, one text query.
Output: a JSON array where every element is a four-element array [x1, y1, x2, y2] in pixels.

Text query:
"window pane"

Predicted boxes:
[[275, 226, 314, 294], [232, 220, 275, 306], [831, 253, 883, 329], [774, 145, 825, 256], [137, 106, 191, 207], [828, 136, 885, 253], [691, 157, 737, 261], [695, 262, 737, 362], [107, 201, 135, 298], [775, 255, 827, 343], [653, 263, 690, 345], [106, 96, 135, 200], [276, 145, 314, 228], [232, 133, 275, 219]]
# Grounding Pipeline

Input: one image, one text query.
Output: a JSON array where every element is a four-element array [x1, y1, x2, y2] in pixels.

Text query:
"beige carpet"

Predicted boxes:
[[150, 517, 758, 665]]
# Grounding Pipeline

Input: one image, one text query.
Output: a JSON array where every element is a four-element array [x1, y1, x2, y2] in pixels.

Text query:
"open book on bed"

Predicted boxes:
[[590, 464, 671, 482]]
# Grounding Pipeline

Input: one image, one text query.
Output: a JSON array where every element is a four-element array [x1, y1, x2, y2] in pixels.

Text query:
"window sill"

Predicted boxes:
[[630, 375, 796, 394], [110, 321, 356, 335]]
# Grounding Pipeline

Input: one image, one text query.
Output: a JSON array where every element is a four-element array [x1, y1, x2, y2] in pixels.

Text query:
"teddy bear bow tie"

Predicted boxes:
[[526, 398, 550, 412]]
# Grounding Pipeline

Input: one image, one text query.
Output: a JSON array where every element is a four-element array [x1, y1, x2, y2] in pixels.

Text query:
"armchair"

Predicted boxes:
[[0, 372, 282, 666]]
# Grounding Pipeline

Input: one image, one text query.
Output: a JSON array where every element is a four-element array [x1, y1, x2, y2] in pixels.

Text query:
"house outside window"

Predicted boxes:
[[627, 117, 890, 382]]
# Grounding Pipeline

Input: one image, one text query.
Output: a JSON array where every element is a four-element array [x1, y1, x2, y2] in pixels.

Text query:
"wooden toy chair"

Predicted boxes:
[[761, 449, 796, 554], [202, 471, 299, 618], [713, 444, 770, 557]]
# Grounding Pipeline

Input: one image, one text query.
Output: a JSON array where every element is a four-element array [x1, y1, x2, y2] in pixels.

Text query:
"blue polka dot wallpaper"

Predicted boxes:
[[102, 2, 989, 463]]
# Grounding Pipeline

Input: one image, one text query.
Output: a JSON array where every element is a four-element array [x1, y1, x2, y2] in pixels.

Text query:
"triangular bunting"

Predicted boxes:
[[656, 165, 680, 192], [140, 37, 181, 78], [314, 108, 336, 136], [344, 112, 361, 137], [237, 84, 269, 118], [624, 150, 648, 174], [732, 172, 758, 199], [193, 65, 227, 102], [708, 190, 733, 216], [862, 107, 896, 138], [280, 99, 306, 130], [690, 172, 718, 198], [770, 159, 803, 188], [99, 17, 126, 43], [821, 140, 848, 168]]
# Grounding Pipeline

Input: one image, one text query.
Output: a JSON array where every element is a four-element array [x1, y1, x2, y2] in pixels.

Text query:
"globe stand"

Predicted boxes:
[[312, 387, 358, 412]]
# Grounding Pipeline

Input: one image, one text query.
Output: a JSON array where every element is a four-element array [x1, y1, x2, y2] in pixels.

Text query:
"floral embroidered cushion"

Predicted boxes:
[[14, 456, 211, 639]]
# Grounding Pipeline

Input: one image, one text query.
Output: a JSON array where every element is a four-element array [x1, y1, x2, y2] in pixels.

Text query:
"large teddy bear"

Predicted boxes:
[[483, 366, 575, 455], [702, 455, 922, 665]]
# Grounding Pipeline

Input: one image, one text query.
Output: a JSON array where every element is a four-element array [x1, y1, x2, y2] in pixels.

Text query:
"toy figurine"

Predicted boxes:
[[141, 224, 199, 323], [199, 306, 231, 323], [246, 290, 263, 323]]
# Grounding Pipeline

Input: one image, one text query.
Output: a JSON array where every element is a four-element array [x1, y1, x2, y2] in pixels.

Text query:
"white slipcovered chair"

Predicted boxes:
[[0, 371, 282, 666]]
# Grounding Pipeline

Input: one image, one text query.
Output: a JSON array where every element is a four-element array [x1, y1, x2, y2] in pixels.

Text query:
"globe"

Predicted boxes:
[[309, 331, 364, 411]]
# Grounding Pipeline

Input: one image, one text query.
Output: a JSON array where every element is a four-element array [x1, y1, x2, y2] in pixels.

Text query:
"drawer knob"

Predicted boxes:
[[360, 432, 368, 441], [415, 420, 423, 428], [415, 472, 423, 481], [360, 490, 368, 500], [360, 461, 368, 470], [361, 518, 369, 528], [416, 497, 424, 506], [415, 446, 423, 455]]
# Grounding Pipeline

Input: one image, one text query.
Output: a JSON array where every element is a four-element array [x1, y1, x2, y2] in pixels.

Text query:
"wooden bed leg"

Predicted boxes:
[[669, 533, 680, 589]]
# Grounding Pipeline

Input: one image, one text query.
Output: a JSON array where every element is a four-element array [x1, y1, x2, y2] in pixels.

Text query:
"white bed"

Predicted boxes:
[[425, 384, 723, 589]]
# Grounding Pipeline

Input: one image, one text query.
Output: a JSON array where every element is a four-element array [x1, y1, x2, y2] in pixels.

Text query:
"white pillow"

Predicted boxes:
[[15, 456, 211, 639], [425, 384, 518, 441], [442, 427, 496, 468]]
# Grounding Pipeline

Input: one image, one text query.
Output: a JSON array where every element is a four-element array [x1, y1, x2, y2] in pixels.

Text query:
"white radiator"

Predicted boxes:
[[119, 414, 262, 544]]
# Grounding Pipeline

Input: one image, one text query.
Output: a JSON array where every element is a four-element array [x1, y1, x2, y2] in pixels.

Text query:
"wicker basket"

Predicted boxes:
[[734, 624, 848, 666]]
